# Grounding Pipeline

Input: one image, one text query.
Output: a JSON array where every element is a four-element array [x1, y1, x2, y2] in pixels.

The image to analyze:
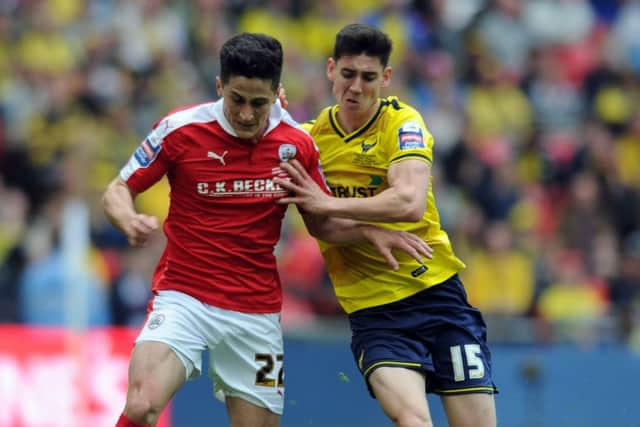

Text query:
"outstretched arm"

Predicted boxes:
[[102, 177, 160, 247], [275, 159, 429, 222], [301, 212, 432, 271]]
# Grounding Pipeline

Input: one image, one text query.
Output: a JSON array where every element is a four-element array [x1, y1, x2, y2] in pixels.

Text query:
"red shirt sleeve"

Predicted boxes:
[[302, 141, 331, 196], [125, 148, 171, 194], [120, 127, 177, 194]]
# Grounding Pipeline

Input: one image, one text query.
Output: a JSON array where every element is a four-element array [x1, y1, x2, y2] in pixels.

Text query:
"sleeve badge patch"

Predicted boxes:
[[134, 137, 161, 167], [397, 121, 425, 150]]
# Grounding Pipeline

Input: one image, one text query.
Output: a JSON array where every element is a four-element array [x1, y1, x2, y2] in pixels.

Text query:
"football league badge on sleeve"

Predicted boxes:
[[398, 121, 425, 150], [134, 137, 161, 167]]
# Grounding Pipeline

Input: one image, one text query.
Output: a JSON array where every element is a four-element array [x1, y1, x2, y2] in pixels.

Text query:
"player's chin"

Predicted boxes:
[[236, 130, 259, 139], [233, 123, 259, 138], [343, 101, 364, 112]]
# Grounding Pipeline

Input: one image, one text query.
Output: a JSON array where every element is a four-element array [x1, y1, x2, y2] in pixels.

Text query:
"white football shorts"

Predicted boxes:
[[136, 290, 285, 414]]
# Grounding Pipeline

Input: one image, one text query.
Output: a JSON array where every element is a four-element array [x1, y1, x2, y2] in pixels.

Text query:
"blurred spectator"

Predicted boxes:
[[524, 46, 585, 136], [476, 159, 522, 221], [18, 194, 111, 326], [109, 242, 162, 327], [462, 221, 535, 315], [524, 0, 595, 47], [606, 0, 640, 75], [589, 0, 622, 25], [0, 181, 29, 323], [614, 111, 640, 187], [468, 0, 532, 79], [609, 232, 640, 343], [536, 249, 610, 342], [463, 57, 534, 159], [111, 0, 188, 73], [409, 50, 466, 156], [556, 172, 612, 272]]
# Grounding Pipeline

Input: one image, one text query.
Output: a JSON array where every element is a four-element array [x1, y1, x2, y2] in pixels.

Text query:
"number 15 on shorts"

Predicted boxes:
[[450, 344, 485, 382]]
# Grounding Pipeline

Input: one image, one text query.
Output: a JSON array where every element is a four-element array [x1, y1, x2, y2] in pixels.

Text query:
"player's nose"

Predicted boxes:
[[350, 76, 365, 93], [238, 105, 254, 121]]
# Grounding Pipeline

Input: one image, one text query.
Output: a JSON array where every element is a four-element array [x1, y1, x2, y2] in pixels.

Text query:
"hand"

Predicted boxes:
[[126, 213, 160, 247], [274, 159, 333, 215], [362, 226, 433, 271]]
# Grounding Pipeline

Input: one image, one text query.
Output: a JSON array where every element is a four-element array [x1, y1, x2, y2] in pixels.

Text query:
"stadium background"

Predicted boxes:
[[0, 0, 639, 426]]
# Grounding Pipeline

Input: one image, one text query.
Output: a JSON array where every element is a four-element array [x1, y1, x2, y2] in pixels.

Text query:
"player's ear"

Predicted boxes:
[[381, 66, 392, 88], [277, 84, 289, 107], [327, 57, 336, 81], [215, 77, 223, 97]]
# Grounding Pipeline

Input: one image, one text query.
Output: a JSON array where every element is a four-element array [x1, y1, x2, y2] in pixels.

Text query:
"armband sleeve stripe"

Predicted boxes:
[[390, 153, 432, 166]]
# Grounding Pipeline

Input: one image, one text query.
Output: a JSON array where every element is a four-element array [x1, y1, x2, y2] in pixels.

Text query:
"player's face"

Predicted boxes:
[[327, 54, 391, 119], [217, 76, 277, 140]]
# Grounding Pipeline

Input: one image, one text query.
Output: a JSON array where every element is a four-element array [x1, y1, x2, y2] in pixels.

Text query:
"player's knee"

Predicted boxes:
[[124, 391, 160, 425], [391, 411, 433, 427], [449, 410, 496, 427], [444, 394, 497, 427]]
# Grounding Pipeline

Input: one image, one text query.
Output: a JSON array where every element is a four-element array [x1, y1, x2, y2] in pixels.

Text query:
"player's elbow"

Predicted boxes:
[[301, 214, 330, 240], [102, 179, 121, 207], [397, 204, 425, 222], [101, 181, 116, 212], [102, 178, 135, 216], [306, 224, 323, 240], [395, 191, 425, 222], [307, 221, 336, 241]]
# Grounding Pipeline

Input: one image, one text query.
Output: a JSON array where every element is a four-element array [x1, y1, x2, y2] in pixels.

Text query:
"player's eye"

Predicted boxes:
[[251, 99, 269, 108], [341, 70, 355, 79]]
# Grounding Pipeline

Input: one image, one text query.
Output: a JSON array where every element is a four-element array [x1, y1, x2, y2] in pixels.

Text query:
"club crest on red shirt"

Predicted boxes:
[[278, 144, 297, 161]]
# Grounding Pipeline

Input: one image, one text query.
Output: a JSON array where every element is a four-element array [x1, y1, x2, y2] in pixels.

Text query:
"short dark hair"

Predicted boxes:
[[219, 33, 283, 90], [333, 23, 393, 67]]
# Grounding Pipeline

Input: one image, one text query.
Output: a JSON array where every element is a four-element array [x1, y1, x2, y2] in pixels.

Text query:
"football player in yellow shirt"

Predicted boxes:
[[276, 23, 498, 427]]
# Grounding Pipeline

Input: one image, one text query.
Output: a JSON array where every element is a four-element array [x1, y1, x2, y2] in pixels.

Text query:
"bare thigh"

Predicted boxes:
[[226, 395, 281, 427], [369, 367, 432, 427], [441, 393, 496, 427], [125, 341, 186, 424]]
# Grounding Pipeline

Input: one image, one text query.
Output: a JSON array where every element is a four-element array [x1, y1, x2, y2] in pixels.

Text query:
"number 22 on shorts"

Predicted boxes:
[[255, 353, 284, 387]]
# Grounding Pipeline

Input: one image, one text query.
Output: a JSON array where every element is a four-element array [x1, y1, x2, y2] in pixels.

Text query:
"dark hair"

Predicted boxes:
[[333, 23, 393, 67], [219, 33, 283, 90]]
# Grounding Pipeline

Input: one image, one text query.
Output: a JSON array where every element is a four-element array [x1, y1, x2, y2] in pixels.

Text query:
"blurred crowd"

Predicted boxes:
[[0, 0, 639, 347]]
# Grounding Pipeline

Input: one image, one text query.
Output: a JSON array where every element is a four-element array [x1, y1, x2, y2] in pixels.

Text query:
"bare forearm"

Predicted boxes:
[[103, 177, 160, 247], [303, 214, 372, 244], [302, 213, 433, 270], [323, 187, 424, 222], [102, 178, 138, 235], [274, 159, 428, 223]]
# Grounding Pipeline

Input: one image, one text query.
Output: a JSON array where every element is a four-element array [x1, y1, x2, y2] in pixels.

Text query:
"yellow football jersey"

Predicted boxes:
[[305, 96, 466, 313]]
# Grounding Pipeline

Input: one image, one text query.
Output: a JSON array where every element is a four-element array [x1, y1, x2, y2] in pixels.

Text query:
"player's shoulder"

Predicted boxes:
[[381, 96, 422, 120], [278, 110, 311, 138], [151, 101, 217, 139], [300, 119, 316, 133], [299, 105, 334, 135], [275, 110, 320, 152], [380, 96, 428, 132]]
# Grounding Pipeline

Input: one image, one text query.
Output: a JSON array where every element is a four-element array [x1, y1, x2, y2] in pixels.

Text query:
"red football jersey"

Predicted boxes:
[[120, 100, 329, 313]]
